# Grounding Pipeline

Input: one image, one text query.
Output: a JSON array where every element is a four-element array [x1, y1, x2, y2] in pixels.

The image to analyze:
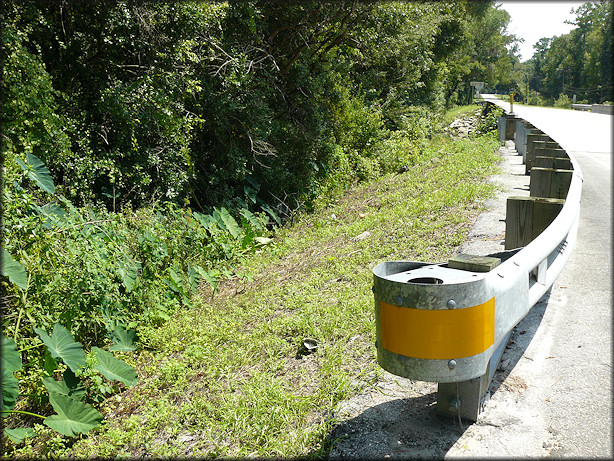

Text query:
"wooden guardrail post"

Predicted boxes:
[[497, 116, 506, 143], [505, 115, 521, 141], [505, 196, 565, 249], [529, 168, 573, 199], [448, 254, 501, 272], [534, 147, 567, 159], [517, 126, 543, 164], [533, 156, 572, 170], [437, 254, 502, 421], [525, 135, 557, 174], [532, 198, 566, 238]]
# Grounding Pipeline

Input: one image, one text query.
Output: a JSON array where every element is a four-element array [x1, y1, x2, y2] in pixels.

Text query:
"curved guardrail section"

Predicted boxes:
[[373, 105, 583, 420]]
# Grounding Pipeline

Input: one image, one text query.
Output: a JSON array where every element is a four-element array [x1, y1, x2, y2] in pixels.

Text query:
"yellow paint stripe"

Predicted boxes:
[[380, 298, 495, 360]]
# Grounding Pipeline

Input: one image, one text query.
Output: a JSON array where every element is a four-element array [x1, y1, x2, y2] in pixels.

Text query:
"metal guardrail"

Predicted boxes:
[[572, 103, 614, 114], [373, 105, 583, 421], [572, 103, 592, 111]]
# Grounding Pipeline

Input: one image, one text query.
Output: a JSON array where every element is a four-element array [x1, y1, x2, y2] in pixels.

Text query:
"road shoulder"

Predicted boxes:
[[327, 141, 562, 459]]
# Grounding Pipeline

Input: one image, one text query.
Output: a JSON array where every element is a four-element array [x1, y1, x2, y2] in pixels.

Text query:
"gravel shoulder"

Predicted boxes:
[[326, 141, 566, 459]]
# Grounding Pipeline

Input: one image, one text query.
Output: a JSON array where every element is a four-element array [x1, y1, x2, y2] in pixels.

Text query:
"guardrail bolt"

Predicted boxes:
[[396, 296, 403, 305], [447, 299, 456, 309], [448, 359, 457, 369]]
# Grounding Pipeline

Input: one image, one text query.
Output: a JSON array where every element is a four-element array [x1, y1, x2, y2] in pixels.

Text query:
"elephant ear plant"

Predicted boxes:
[[1, 154, 138, 443], [1, 325, 138, 442]]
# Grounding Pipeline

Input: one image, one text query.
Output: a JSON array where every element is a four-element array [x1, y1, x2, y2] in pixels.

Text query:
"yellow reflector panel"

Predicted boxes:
[[380, 298, 495, 360]]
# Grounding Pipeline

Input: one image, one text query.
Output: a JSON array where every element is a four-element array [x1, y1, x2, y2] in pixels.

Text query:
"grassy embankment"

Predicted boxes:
[[10, 106, 503, 459]]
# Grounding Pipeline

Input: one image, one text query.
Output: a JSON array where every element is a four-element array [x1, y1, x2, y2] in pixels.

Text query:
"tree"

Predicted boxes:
[[526, 1, 612, 104]]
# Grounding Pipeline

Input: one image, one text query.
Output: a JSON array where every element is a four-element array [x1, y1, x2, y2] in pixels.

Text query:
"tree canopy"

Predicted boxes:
[[2, 0, 519, 214], [516, 1, 612, 104]]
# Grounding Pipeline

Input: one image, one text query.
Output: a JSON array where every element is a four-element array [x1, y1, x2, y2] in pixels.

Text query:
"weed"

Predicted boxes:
[[51, 129, 501, 459], [3, 106, 502, 457]]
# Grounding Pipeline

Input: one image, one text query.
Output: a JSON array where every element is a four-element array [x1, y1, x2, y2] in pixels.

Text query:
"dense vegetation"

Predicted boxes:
[[3, 107, 505, 458], [512, 0, 613, 106], [2, 0, 586, 455], [2, 0, 519, 212]]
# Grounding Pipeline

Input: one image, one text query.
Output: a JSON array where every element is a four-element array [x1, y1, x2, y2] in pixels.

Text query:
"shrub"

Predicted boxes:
[[554, 93, 572, 109], [1, 155, 274, 440], [476, 103, 504, 134]]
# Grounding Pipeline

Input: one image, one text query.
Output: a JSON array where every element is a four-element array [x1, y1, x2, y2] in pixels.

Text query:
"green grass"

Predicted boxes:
[[7, 130, 502, 459]]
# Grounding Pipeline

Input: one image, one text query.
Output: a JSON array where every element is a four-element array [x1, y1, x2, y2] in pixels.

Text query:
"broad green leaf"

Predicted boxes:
[[169, 267, 182, 286], [43, 371, 86, 401], [245, 175, 260, 191], [117, 258, 139, 292], [166, 267, 187, 297], [41, 203, 66, 219], [58, 195, 78, 215], [43, 350, 57, 376], [92, 347, 138, 386], [40, 203, 66, 229], [255, 236, 273, 246], [15, 157, 28, 172], [188, 265, 200, 292], [260, 203, 281, 225], [1, 249, 28, 290], [214, 207, 240, 238], [2, 368, 19, 412], [240, 208, 263, 231], [162, 277, 181, 294], [44, 393, 103, 437], [34, 324, 86, 373], [2, 334, 22, 373], [241, 232, 255, 249], [244, 186, 258, 204], [4, 428, 35, 444], [109, 326, 137, 352], [26, 153, 55, 194], [193, 212, 217, 231], [1, 335, 22, 412], [195, 266, 218, 292]]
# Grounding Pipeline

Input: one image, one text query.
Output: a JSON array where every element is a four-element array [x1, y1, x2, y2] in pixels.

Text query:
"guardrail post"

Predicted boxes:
[[497, 115, 523, 143], [505, 196, 566, 249], [534, 147, 567, 159], [514, 121, 538, 160], [516, 125, 543, 164], [514, 121, 528, 159], [436, 256, 503, 422], [530, 168, 573, 199], [497, 116, 506, 143], [525, 135, 556, 174], [533, 156, 572, 170], [532, 198, 566, 238], [505, 115, 520, 141]]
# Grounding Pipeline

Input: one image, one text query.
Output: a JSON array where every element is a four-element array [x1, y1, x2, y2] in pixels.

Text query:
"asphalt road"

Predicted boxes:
[[328, 101, 612, 458], [478, 95, 613, 457]]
